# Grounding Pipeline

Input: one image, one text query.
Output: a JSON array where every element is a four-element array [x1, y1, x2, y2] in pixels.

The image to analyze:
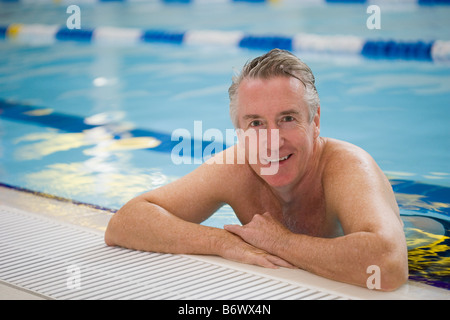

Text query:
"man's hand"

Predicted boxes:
[[224, 212, 292, 259], [219, 226, 295, 269]]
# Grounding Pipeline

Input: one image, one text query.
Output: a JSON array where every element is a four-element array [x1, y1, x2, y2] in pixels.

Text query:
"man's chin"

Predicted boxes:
[[259, 169, 295, 188]]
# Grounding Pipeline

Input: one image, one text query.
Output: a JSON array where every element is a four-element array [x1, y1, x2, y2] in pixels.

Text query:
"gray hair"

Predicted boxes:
[[228, 49, 320, 128]]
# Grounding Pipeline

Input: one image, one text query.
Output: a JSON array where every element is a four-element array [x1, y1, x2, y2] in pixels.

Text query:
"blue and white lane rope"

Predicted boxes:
[[1, 24, 450, 62], [1, 0, 449, 5]]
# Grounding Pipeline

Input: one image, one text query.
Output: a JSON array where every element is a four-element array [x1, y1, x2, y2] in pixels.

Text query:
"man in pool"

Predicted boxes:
[[105, 49, 408, 291]]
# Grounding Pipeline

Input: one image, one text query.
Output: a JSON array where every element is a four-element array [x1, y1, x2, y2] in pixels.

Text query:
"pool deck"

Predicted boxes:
[[0, 185, 449, 300]]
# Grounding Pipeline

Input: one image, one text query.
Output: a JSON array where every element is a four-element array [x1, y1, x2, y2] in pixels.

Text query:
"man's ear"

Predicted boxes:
[[313, 105, 320, 139]]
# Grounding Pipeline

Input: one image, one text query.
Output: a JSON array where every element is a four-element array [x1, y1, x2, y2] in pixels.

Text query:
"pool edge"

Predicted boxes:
[[0, 185, 449, 300]]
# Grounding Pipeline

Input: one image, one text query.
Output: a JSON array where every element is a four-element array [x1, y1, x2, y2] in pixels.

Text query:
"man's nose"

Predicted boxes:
[[260, 127, 283, 154]]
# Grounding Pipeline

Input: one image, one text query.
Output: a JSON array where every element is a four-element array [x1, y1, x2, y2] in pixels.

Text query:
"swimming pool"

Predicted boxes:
[[0, 1, 449, 291]]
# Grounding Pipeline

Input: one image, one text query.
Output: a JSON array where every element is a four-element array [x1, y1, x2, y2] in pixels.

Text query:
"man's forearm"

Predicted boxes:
[[271, 231, 408, 291], [105, 199, 295, 269], [225, 213, 408, 291], [104, 198, 224, 255]]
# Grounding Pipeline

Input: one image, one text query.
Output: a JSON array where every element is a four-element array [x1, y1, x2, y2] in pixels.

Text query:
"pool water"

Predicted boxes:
[[0, 1, 449, 290]]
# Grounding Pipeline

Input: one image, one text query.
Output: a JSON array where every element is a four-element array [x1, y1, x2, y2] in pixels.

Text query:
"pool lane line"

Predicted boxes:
[[1, 24, 449, 62], [0, 99, 227, 158]]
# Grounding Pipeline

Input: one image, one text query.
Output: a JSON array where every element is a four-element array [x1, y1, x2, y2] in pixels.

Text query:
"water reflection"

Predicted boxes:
[[13, 114, 167, 209], [403, 216, 450, 289], [23, 162, 176, 210], [398, 192, 450, 289]]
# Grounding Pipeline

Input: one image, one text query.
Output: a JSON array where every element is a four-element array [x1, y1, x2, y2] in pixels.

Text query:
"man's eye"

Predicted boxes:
[[250, 120, 263, 127], [283, 116, 295, 122]]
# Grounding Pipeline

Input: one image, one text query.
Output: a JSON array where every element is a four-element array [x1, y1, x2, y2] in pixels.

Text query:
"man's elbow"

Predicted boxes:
[[379, 254, 409, 292], [104, 209, 126, 247], [104, 214, 118, 247], [104, 198, 155, 249]]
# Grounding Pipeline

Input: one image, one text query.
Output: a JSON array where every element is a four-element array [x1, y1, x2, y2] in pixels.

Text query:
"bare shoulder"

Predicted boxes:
[[321, 138, 387, 187], [166, 145, 252, 204], [320, 138, 400, 232], [322, 138, 376, 170], [205, 146, 265, 219], [205, 145, 260, 198], [132, 146, 256, 224]]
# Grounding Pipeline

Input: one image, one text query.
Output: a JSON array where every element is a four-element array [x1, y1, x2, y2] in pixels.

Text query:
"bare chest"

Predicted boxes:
[[236, 189, 341, 238]]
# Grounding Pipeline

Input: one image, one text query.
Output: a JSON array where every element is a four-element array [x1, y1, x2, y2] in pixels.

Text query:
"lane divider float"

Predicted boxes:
[[1, 23, 449, 62]]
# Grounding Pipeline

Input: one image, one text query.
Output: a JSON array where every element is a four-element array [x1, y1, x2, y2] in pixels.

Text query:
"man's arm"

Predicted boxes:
[[225, 146, 408, 291], [105, 149, 294, 269]]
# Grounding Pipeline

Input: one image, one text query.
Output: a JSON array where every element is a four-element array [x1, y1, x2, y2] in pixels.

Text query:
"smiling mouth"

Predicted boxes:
[[262, 154, 292, 164]]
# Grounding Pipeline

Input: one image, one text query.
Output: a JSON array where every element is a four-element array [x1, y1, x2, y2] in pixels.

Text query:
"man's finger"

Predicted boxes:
[[223, 224, 242, 236], [266, 255, 297, 269]]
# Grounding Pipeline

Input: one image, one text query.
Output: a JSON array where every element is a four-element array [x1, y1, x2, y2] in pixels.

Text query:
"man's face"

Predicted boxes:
[[236, 76, 320, 188]]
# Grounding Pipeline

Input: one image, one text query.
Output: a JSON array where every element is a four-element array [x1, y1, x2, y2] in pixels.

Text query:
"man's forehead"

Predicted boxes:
[[237, 77, 309, 123], [239, 76, 305, 94], [243, 109, 301, 119]]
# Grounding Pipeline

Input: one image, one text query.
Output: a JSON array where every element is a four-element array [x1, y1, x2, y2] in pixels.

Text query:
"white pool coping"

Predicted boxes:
[[0, 185, 448, 300]]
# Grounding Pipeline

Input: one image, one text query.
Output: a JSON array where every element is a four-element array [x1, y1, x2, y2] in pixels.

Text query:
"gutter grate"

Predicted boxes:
[[0, 205, 349, 300]]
